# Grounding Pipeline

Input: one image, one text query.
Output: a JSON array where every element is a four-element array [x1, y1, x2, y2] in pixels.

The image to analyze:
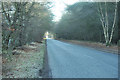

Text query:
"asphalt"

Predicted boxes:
[[47, 39, 118, 78]]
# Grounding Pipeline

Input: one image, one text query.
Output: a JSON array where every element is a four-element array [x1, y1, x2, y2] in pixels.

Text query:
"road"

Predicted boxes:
[[47, 39, 118, 78]]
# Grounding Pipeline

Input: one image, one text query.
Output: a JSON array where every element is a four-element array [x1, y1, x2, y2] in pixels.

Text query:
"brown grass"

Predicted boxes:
[[61, 40, 118, 54]]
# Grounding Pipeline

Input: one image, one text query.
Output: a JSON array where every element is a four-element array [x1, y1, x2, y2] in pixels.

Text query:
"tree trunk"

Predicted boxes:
[[98, 1, 117, 46]]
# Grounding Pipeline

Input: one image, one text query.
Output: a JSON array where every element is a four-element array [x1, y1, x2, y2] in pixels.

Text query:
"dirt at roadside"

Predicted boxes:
[[60, 40, 118, 54], [41, 40, 52, 78], [0, 55, 2, 80], [2, 41, 45, 78]]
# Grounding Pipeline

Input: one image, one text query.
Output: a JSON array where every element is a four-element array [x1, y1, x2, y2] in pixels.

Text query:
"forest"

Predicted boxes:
[[1, 2, 53, 56], [54, 2, 119, 46], [1, 1, 119, 78], [1, 1, 120, 59]]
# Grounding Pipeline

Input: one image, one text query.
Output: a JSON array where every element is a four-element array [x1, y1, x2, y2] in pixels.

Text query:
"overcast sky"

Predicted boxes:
[[50, 0, 79, 22], [49, 0, 118, 22]]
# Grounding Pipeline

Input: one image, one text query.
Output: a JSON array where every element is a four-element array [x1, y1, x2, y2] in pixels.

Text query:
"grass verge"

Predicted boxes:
[[2, 40, 45, 78]]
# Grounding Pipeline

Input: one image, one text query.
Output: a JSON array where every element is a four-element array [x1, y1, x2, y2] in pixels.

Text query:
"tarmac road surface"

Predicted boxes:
[[47, 39, 118, 78]]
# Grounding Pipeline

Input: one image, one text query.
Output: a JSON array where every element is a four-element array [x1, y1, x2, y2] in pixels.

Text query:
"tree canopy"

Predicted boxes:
[[54, 2, 118, 45], [2, 2, 53, 54]]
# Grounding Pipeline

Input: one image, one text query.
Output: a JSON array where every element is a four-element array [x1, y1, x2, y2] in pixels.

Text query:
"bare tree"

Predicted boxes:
[[98, 0, 117, 46]]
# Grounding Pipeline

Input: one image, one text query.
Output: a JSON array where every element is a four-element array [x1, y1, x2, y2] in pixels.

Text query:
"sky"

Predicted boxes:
[[50, 0, 79, 22], [49, 0, 118, 22]]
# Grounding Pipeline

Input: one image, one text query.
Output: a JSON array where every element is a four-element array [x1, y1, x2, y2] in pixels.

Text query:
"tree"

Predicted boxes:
[[54, 2, 118, 45], [2, 2, 53, 56], [97, 1, 118, 46], [55, 2, 104, 41]]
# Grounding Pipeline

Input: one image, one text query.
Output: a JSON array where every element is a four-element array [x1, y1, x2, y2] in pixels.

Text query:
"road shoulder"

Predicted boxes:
[[41, 39, 52, 78], [59, 39, 118, 54]]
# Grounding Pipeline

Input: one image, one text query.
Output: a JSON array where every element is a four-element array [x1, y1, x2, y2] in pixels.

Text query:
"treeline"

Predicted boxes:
[[2, 2, 53, 54], [55, 2, 118, 46]]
